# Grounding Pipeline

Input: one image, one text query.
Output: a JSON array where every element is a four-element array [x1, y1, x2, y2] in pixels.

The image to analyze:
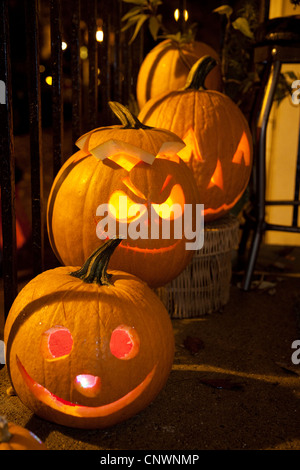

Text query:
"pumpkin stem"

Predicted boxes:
[[109, 101, 152, 130], [0, 416, 12, 443], [70, 238, 122, 286], [184, 55, 217, 91]]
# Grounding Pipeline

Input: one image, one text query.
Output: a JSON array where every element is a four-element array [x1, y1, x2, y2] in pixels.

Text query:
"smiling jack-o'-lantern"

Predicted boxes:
[[47, 102, 201, 287], [138, 56, 253, 222], [4, 239, 175, 429]]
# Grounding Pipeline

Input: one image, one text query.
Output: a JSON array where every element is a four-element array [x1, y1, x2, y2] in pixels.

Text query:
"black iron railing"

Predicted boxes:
[[0, 0, 143, 322]]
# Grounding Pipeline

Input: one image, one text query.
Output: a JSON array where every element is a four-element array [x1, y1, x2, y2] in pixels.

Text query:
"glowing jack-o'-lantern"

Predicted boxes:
[[138, 56, 253, 222], [136, 38, 222, 110], [4, 239, 175, 429], [47, 102, 201, 287]]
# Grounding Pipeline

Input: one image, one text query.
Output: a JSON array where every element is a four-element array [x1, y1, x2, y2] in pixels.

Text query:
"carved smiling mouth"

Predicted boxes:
[[16, 356, 156, 418], [119, 238, 181, 253]]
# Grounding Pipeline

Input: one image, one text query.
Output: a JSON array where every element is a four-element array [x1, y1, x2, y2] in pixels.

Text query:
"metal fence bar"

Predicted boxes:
[[0, 0, 17, 319], [50, 0, 64, 176], [87, 0, 98, 130], [0, 0, 140, 325], [292, 129, 300, 228], [25, 0, 44, 277], [71, 0, 82, 151], [97, 2, 108, 124], [112, 0, 122, 104]]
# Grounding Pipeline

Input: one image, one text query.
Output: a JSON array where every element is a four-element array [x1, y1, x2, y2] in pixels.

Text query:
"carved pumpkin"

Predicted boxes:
[[136, 39, 222, 110], [138, 56, 253, 222], [4, 239, 175, 429], [0, 416, 47, 450], [47, 102, 201, 287]]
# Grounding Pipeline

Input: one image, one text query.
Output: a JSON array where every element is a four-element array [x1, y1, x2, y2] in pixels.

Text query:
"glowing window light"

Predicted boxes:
[[174, 8, 189, 21], [96, 29, 104, 42], [61, 41, 67, 50], [80, 46, 88, 59], [45, 76, 52, 86]]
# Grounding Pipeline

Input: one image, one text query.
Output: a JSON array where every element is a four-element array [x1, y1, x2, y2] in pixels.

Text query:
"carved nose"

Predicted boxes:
[[74, 374, 101, 397]]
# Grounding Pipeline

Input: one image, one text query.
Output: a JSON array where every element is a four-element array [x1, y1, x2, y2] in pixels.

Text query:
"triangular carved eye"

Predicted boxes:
[[232, 131, 251, 166], [178, 128, 204, 163], [207, 159, 223, 190]]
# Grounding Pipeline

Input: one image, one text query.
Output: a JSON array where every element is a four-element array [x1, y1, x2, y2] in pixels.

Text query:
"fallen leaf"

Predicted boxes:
[[270, 261, 287, 271], [183, 336, 204, 355], [258, 280, 277, 290], [6, 386, 16, 396], [199, 378, 244, 391], [275, 361, 300, 376]]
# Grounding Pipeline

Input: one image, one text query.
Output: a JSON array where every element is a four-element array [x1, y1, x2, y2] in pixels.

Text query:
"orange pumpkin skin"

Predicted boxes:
[[138, 57, 253, 222], [4, 240, 175, 429], [136, 39, 222, 110], [0, 417, 46, 450], [47, 103, 200, 287]]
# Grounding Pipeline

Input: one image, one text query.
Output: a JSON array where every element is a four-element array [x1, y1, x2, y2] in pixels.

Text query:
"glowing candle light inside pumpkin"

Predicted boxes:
[[41, 327, 73, 359], [74, 375, 101, 397], [110, 326, 140, 360]]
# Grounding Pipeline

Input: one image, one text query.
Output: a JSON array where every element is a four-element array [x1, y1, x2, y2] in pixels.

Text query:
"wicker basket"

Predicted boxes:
[[156, 215, 240, 318]]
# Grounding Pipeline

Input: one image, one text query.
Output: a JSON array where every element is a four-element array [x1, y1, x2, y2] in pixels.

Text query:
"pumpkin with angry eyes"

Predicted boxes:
[[138, 56, 253, 222], [47, 102, 201, 287], [4, 239, 175, 429]]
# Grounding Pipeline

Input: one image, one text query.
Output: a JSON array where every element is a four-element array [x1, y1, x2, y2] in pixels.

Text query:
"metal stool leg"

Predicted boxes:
[[242, 60, 282, 290]]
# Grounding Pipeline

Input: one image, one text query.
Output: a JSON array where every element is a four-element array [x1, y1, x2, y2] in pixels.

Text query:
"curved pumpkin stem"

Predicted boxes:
[[184, 55, 217, 91], [0, 416, 12, 443], [109, 101, 152, 130], [70, 238, 122, 286]]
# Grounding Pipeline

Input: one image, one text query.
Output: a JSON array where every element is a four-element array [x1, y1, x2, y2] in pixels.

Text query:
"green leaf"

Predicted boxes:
[[128, 14, 149, 43], [122, 0, 148, 5], [232, 17, 254, 39], [213, 5, 233, 18], [148, 16, 160, 40], [121, 6, 142, 22], [283, 71, 298, 80], [121, 14, 142, 32]]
